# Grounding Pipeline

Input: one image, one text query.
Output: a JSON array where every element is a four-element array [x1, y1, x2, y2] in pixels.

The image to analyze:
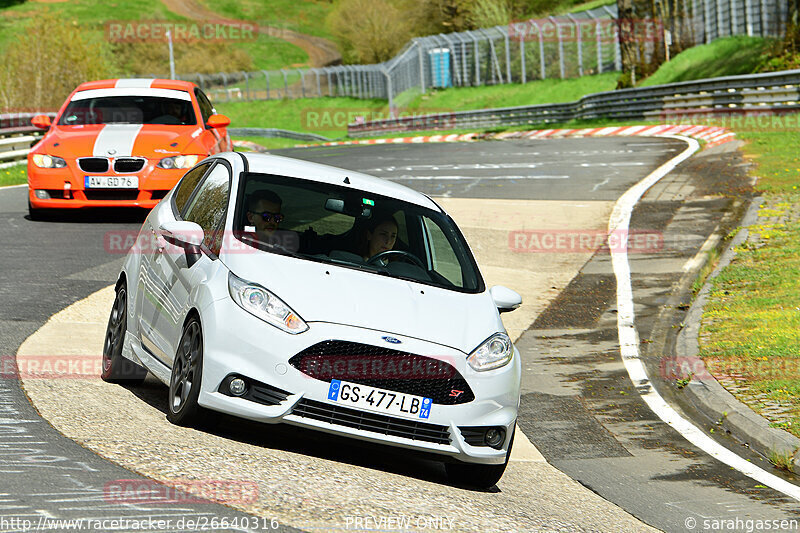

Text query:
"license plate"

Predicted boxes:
[[327, 379, 432, 420], [84, 175, 138, 189]]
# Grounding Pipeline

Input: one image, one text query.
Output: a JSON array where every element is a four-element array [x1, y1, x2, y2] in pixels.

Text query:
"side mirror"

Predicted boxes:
[[31, 115, 51, 129], [206, 114, 230, 129], [160, 220, 204, 267], [490, 285, 522, 314]]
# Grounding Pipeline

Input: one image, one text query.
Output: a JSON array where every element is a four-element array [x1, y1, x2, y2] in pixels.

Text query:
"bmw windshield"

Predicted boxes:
[[58, 95, 196, 126], [233, 172, 484, 293]]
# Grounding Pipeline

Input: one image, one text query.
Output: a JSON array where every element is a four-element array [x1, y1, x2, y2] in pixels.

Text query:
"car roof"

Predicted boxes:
[[240, 152, 442, 212], [74, 79, 197, 92]]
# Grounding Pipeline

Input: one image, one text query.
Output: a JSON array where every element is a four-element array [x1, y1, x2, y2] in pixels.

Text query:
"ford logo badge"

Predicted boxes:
[[382, 336, 401, 344]]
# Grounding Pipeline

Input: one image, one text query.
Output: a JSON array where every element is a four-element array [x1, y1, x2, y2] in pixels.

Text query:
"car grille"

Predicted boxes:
[[113, 157, 145, 173], [83, 190, 140, 201], [288, 340, 475, 405], [217, 375, 291, 406], [78, 157, 109, 173], [292, 398, 450, 445], [150, 190, 169, 200]]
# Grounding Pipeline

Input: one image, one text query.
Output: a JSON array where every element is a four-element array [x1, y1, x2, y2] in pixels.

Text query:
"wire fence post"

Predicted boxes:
[[596, 17, 603, 74], [220, 72, 229, 102], [549, 17, 565, 79], [519, 23, 526, 84], [503, 28, 511, 84], [243, 71, 250, 101], [568, 14, 583, 77], [474, 34, 481, 85], [281, 70, 289, 98], [315, 69, 322, 97], [417, 43, 426, 93], [383, 68, 393, 112]]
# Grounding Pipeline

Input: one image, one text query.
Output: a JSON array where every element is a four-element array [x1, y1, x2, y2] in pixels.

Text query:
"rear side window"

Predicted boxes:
[[173, 162, 212, 214]]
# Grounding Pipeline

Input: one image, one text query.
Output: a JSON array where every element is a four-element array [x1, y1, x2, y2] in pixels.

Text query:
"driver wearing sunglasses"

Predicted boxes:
[[246, 190, 296, 250]]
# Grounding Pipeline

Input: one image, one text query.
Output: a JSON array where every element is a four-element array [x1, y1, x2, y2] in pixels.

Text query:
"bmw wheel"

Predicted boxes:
[[167, 317, 204, 426], [101, 282, 148, 384], [445, 428, 514, 489]]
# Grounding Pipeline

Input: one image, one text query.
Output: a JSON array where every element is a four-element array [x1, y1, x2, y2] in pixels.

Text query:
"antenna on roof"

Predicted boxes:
[[343, 177, 350, 184]]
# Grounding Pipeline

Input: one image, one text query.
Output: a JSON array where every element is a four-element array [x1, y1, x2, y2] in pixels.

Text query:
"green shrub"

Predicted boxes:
[[0, 12, 116, 111]]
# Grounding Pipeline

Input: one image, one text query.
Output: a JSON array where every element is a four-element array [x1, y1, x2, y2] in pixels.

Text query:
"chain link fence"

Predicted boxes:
[[173, 0, 786, 107]]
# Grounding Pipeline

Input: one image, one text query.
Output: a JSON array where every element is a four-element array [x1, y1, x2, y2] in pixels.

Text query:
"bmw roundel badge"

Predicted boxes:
[[382, 336, 401, 344]]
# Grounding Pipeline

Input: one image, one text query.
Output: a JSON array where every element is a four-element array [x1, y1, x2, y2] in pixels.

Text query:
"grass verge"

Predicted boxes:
[[0, 164, 27, 187], [641, 36, 775, 86], [698, 114, 800, 438]]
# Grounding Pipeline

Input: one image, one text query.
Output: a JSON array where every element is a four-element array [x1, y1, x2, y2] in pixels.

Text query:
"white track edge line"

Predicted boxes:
[[611, 133, 800, 501], [0, 183, 27, 190]]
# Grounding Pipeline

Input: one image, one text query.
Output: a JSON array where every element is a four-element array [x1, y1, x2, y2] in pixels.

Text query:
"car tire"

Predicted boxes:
[[101, 283, 148, 384], [167, 317, 205, 426], [445, 428, 515, 489]]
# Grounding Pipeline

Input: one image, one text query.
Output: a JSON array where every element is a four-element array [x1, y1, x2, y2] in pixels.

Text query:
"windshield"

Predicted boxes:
[[58, 96, 197, 125], [233, 172, 483, 292]]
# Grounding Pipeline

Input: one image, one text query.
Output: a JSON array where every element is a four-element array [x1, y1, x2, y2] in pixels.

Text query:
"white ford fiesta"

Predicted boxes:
[[103, 151, 522, 488]]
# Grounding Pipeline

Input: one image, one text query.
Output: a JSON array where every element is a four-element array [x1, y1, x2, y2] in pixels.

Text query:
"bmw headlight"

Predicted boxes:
[[228, 272, 308, 334], [157, 155, 200, 169], [32, 154, 67, 168], [467, 333, 513, 371]]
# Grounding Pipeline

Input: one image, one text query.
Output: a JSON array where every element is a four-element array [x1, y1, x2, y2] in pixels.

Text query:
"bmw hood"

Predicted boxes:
[[41, 124, 202, 159], [223, 251, 502, 354]]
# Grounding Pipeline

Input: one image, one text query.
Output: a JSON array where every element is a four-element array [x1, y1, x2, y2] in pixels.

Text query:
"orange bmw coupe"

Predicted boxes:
[[27, 78, 232, 218]]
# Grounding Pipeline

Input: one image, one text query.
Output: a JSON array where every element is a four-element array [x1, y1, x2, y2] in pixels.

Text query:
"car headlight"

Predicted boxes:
[[157, 155, 200, 169], [31, 154, 67, 168], [228, 272, 308, 334], [467, 333, 513, 371]]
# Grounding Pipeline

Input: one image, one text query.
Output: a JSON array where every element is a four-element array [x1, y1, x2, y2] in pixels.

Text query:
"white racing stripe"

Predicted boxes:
[[610, 134, 800, 501], [115, 78, 155, 88], [71, 88, 191, 101], [92, 125, 143, 157]]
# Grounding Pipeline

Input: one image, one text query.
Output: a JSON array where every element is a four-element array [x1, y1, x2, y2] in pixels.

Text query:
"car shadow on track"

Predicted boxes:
[[116, 375, 499, 492], [26, 208, 149, 224]]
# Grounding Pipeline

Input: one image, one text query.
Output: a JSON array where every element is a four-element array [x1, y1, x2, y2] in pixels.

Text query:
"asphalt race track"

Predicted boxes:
[[1, 137, 799, 532]]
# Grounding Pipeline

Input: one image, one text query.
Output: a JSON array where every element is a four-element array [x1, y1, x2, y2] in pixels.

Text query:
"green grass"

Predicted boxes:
[[0, 0, 183, 51], [0, 0, 311, 74], [202, 0, 334, 40], [237, 35, 310, 71], [698, 112, 800, 439], [0, 164, 27, 187], [641, 36, 775, 86]]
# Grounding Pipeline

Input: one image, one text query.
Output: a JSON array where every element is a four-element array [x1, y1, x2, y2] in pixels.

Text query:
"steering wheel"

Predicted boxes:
[[366, 250, 424, 268]]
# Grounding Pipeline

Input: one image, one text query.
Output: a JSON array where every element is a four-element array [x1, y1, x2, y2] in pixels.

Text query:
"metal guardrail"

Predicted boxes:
[[0, 113, 50, 170], [347, 69, 800, 137], [227, 127, 331, 142]]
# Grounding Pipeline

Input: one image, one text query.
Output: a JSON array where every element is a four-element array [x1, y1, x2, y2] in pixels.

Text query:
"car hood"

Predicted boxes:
[[222, 251, 501, 354], [40, 124, 203, 158]]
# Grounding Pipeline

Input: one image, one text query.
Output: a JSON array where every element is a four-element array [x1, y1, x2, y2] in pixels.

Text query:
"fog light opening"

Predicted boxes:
[[34, 189, 50, 200], [485, 428, 505, 449], [229, 377, 247, 396]]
